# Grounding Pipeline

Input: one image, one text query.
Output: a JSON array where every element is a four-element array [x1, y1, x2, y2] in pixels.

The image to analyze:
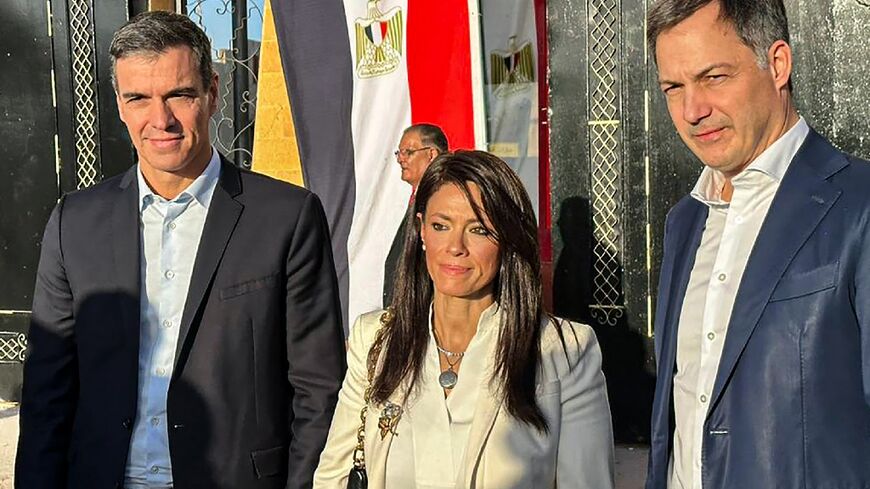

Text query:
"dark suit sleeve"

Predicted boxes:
[[16, 199, 78, 488], [283, 192, 347, 489], [857, 217, 870, 410]]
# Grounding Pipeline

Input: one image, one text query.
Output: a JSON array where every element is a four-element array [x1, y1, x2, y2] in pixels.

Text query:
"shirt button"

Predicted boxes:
[[165, 270, 175, 279], [717, 273, 727, 282], [151, 417, 160, 427], [156, 367, 166, 376], [162, 319, 172, 328], [734, 215, 744, 224], [707, 332, 716, 341], [700, 394, 708, 403], [168, 221, 176, 230], [150, 465, 159, 474]]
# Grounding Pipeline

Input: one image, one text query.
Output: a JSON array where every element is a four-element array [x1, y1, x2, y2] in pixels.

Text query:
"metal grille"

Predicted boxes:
[[0, 332, 27, 364], [587, 0, 624, 326], [69, 0, 101, 188], [187, 0, 263, 168]]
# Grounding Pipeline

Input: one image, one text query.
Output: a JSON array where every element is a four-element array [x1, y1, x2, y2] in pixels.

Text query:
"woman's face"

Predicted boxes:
[[419, 183, 500, 302]]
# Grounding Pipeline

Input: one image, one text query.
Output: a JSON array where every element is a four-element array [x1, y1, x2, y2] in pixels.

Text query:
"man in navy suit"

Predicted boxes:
[[646, 1, 870, 488]]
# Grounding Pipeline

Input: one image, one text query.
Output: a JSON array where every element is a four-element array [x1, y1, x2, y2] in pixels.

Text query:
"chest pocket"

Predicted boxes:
[[769, 261, 838, 302], [219, 273, 280, 300]]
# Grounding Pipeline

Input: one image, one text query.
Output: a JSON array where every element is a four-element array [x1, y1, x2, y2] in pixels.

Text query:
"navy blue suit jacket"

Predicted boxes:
[[646, 130, 870, 489], [17, 160, 347, 489]]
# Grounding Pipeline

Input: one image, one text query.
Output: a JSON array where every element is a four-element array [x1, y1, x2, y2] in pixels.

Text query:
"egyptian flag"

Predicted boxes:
[[252, 0, 485, 331]]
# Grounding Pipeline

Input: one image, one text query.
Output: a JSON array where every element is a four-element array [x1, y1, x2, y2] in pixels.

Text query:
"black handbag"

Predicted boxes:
[[346, 312, 390, 489], [346, 466, 368, 489]]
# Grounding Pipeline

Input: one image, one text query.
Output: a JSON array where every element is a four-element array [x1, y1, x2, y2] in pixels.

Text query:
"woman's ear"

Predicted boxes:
[[417, 212, 425, 245]]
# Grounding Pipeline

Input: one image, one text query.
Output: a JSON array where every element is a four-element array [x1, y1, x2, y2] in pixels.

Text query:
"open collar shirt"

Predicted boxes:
[[125, 149, 220, 488], [385, 303, 499, 488], [669, 118, 809, 489]]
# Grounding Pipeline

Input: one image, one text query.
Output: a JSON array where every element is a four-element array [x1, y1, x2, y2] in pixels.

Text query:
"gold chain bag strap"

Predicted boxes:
[[346, 311, 391, 489]]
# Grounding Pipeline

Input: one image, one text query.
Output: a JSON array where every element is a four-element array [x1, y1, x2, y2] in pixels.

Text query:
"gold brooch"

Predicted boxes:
[[378, 401, 402, 439]]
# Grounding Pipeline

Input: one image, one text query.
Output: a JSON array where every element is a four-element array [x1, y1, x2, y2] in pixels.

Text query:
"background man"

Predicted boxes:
[[16, 11, 346, 489], [646, 0, 870, 488], [383, 123, 448, 306]]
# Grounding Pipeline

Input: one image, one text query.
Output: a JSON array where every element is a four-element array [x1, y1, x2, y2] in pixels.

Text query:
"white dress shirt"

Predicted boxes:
[[669, 119, 809, 489], [125, 150, 220, 488], [385, 304, 498, 488]]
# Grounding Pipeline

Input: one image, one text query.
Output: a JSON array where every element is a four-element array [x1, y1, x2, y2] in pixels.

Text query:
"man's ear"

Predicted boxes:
[[207, 72, 219, 116], [116, 90, 128, 124], [767, 40, 792, 92]]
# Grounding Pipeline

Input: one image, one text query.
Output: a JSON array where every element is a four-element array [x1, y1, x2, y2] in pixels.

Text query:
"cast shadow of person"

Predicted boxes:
[[18, 291, 225, 488], [553, 196, 655, 444]]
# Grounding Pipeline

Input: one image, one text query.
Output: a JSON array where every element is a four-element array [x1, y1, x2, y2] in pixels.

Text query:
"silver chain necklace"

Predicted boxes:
[[433, 329, 465, 389]]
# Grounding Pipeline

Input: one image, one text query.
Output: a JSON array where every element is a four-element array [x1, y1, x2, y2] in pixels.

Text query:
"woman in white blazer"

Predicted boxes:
[[314, 150, 614, 489]]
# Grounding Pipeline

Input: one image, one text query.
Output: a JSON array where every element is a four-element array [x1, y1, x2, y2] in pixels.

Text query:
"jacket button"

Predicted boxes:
[[122, 418, 132, 430]]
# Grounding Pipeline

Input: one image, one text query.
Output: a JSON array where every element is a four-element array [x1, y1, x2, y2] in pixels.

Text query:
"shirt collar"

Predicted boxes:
[[690, 117, 809, 206], [137, 147, 221, 212]]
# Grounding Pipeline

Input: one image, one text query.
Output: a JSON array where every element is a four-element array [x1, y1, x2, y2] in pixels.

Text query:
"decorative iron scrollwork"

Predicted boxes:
[[587, 0, 625, 326], [69, 0, 101, 188], [0, 333, 27, 364], [187, 0, 263, 168]]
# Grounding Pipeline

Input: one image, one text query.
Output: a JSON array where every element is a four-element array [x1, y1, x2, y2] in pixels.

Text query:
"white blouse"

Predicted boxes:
[[384, 305, 499, 488]]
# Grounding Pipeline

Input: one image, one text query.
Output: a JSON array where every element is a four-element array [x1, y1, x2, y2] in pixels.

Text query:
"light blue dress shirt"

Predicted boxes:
[[124, 150, 221, 488]]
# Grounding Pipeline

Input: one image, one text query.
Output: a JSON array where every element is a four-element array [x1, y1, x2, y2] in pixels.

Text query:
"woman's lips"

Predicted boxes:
[[440, 264, 470, 276]]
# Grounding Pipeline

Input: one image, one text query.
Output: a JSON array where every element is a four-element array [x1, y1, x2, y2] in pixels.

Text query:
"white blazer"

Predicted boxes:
[[313, 307, 615, 489]]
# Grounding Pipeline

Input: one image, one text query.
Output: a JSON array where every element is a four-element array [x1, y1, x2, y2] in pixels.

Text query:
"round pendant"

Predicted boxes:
[[439, 369, 458, 389]]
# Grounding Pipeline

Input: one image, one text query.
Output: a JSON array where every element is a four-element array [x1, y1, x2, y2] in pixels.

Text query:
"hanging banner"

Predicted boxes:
[[480, 0, 540, 220], [262, 0, 485, 329]]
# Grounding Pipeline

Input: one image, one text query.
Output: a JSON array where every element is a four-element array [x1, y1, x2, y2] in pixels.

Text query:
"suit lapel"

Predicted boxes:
[[458, 385, 501, 487], [657, 201, 707, 383], [173, 160, 244, 368], [458, 311, 502, 487], [112, 167, 142, 346], [364, 387, 407, 488], [709, 131, 846, 411]]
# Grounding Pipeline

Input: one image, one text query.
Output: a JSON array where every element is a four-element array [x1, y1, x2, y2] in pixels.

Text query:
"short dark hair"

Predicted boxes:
[[376, 150, 552, 432], [404, 123, 449, 154], [110, 11, 214, 91], [647, 0, 790, 67]]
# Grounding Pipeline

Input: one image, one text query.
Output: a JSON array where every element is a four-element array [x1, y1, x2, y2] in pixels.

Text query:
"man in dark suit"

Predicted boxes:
[[646, 1, 870, 488], [16, 11, 346, 489], [382, 124, 447, 306]]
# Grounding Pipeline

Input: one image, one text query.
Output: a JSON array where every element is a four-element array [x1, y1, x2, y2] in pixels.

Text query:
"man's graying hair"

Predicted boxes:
[[647, 0, 790, 68], [404, 124, 449, 154], [110, 11, 214, 91]]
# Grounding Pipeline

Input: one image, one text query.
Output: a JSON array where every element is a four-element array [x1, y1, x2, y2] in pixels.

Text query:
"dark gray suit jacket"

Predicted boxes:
[[382, 205, 412, 307], [16, 159, 346, 489]]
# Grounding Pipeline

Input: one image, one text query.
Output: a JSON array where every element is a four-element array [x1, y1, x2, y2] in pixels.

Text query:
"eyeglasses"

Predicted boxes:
[[394, 146, 432, 159]]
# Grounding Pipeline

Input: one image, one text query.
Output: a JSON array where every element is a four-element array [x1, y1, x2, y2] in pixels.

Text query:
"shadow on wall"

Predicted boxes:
[[553, 196, 655, 444]]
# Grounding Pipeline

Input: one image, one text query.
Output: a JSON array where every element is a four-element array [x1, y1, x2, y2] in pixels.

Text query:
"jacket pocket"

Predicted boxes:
[[219, 273, 280, 301], [251, 445, 287, 479], [769, 261, 838, 302]]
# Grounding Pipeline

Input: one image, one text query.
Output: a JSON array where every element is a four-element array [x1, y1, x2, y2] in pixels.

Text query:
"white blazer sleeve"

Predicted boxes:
[[556, 322, 615, 489], [313, 313, 376, 488]]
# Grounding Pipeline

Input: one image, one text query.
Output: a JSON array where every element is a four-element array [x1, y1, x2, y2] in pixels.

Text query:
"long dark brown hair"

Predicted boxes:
[[374, 150, 549, 432]]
